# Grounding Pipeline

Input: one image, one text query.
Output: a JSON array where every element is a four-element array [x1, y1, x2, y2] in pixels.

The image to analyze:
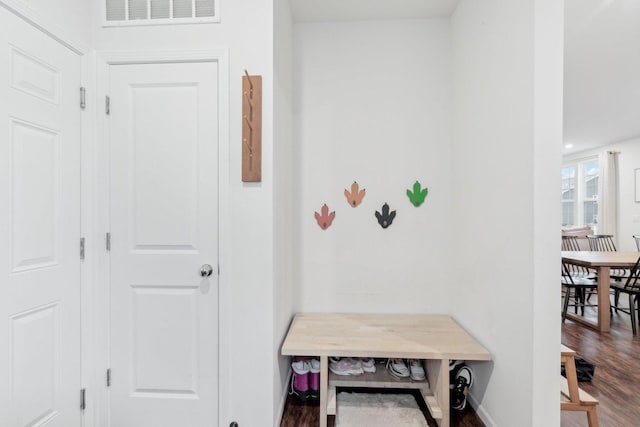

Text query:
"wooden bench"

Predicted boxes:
[[561, 345, 599, 427], [281, 313, 491, 427]]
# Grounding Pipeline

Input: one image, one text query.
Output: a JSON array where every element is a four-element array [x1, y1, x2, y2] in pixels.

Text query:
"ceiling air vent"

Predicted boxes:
[[105, 0, 218, 26]]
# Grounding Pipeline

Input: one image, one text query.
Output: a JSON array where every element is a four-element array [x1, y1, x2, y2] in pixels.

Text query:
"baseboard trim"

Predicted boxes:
[[468, 392, 497, 427], [274, 368, 292, 427]]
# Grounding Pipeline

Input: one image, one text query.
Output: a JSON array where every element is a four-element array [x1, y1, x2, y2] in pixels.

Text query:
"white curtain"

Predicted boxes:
[[597, 151, 619, 242]]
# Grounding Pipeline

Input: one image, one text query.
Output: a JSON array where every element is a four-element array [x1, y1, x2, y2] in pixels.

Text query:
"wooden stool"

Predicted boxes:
[[561, 345, 599, 427]]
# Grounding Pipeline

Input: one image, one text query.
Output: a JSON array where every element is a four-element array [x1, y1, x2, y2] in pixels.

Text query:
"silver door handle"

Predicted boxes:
[[200, 264, 213, 277]]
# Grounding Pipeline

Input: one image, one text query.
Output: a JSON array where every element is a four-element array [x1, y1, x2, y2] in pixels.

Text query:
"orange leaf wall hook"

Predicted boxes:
[[344, 181, 366, 207], [314, 204, 336, 230]]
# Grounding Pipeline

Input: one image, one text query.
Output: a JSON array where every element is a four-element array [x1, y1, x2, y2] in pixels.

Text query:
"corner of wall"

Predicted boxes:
[[273, 367, 291, 427], [450, 0, 562, 425], [273, 0, 295, 425], [467, 392, 497, 427]]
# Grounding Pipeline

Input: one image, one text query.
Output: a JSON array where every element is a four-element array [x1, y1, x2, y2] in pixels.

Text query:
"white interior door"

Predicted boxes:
[[0, 7, 82, 427], [108, 61, 219, 427]]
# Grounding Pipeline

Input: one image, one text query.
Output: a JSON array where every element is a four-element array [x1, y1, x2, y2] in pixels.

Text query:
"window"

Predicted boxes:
[[561, 166, 576, 226], [561, 158, 599, 227], [104, 0, 218, 25]]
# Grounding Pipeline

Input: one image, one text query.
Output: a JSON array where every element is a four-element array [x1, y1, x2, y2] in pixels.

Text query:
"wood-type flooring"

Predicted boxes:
[[281, 301, 640, 426], [561, 302, 640, 427], [280, 386, 483, 426]]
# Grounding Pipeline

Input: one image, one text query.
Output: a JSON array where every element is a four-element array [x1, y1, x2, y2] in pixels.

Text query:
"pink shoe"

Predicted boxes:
[[289, 360, 310, 402], [309, 359, 320, 400]]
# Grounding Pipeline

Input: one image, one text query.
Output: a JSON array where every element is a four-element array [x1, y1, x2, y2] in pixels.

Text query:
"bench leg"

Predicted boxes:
[[319, 356, 328, 427], [587, 407, 599, 427], [426, 359, 449, 427]]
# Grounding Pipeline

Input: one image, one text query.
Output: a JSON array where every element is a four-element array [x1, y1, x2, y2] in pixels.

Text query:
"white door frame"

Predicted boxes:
[[92, 49, 230, 427]]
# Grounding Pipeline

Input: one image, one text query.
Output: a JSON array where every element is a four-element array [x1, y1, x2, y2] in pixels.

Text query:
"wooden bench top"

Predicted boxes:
[[281, 313, 491, 360]]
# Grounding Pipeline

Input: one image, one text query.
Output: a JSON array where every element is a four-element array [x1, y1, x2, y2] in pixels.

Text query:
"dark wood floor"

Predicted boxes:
[[280, 386, 484, 426], [281, 302, 640, 427], [561, 302, 640, 427]]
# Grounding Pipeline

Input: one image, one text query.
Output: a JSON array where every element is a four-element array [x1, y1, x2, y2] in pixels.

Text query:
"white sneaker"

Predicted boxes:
[[348, 358, 364, 374], [360, 358, 376, 373], [386, 358, 410, 378], [330, 357, 364, 375], [291, 360, 310, 374], [408, 359, 426, 381]]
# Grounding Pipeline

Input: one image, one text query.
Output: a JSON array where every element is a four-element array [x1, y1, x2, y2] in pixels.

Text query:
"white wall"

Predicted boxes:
[[293, 19, 452, 313], [564, 138, 640, 251], [532, 0, 564, 425], [20, 1, 565, 424], [451, 0, 561, 425], [0, 0, 90, 51], [273, 0, 294, 424], [92, 2, 277, 425], [25, 0, 90, 43]]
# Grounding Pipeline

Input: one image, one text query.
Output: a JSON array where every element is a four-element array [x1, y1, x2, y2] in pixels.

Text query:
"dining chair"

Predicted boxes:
[[562, 235, 581, 251], [610, 256, 640, 335], [634, 235, 640, 252], [586, 234, 617, 251], [561, 262, 598, 321], [586, 234, 627, 311], [562, 236, 595, 280], [561, 226, 593, 251]]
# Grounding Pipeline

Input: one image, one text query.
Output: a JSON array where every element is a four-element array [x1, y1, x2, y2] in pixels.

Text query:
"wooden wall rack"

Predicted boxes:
[[242, 70, 262, 182]]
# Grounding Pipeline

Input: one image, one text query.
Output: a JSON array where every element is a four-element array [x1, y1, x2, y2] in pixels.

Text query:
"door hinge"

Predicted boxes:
[[80, 237, 85, 260], [106, 232, 111, 251], [106, 369, 111, 387], [80, 87, 86, 110], [105, 96, 110, 115], [80, 388, 86, 411]]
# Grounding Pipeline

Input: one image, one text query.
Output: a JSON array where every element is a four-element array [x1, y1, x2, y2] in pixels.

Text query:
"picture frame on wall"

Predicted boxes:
[[636, 169, 640, 202]]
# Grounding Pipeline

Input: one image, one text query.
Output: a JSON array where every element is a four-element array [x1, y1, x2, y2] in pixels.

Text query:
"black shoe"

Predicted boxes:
[[448, 360, 464, 388], [452, 366, 473, 411]]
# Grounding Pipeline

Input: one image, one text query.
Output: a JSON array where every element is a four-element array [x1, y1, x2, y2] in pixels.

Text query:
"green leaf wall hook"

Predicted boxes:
[[406, 181, 428, 207]]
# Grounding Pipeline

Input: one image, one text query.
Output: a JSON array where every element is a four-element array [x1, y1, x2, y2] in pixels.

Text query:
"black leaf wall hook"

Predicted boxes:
[[375, 203, 396, 229]]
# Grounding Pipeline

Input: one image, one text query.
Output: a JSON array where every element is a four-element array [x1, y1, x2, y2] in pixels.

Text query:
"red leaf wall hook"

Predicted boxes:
[[314, 204, 336, 230]]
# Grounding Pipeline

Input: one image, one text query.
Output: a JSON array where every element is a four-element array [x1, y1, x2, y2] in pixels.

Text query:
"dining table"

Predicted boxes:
[[561, 251, 640, 332]]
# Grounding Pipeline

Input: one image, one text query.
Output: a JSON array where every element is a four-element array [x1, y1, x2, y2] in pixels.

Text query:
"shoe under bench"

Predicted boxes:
[[281, 313, 491, 427]]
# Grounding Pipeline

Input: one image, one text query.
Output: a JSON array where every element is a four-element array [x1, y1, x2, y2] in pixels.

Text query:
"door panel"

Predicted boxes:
[[10, 119, 59, 272], [108, 62, 219, 427], [130, 84, 199, 251], [132, 286, 199, 395], [0, 7, 82, 427]]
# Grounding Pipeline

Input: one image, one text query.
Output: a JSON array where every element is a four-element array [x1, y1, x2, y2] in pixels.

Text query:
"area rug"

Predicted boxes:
[[336, 392, 429, 427]]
